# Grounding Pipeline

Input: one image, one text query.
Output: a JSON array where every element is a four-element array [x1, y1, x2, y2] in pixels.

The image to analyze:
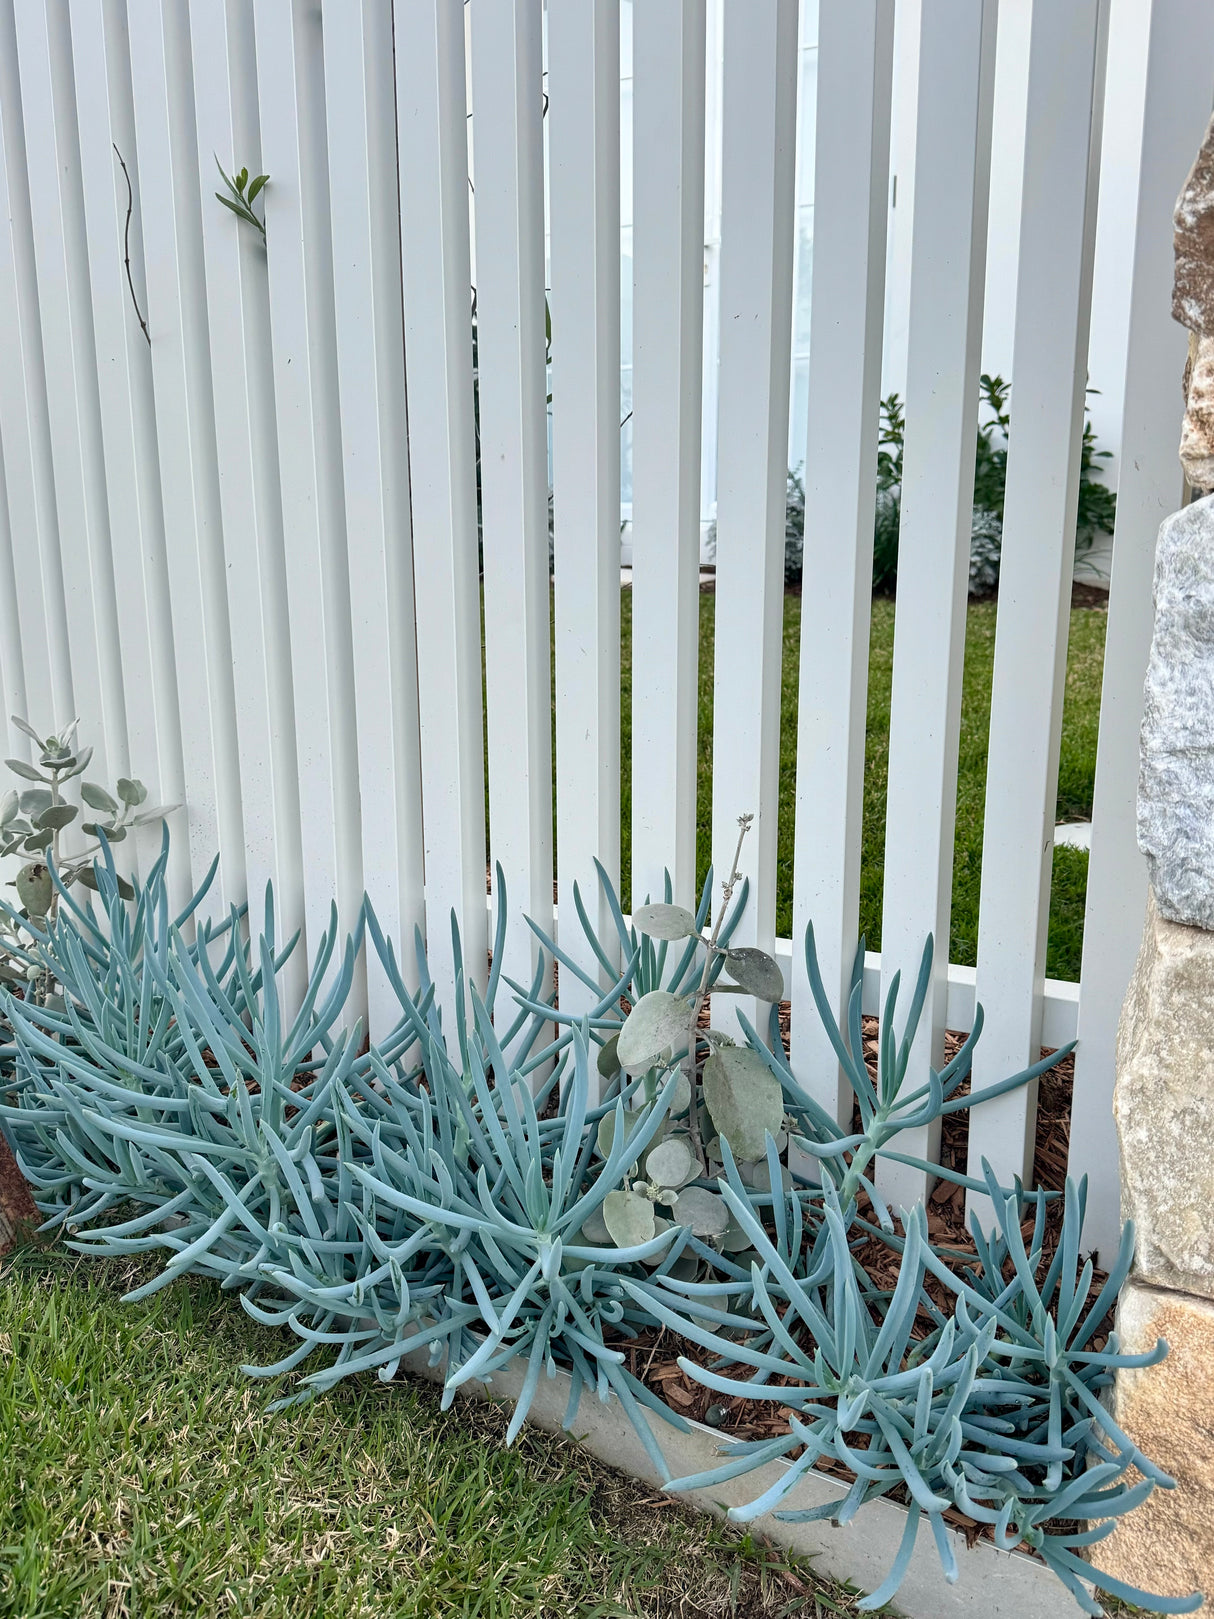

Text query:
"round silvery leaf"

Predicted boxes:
[[641, 1215, 674, 1267], [645, 1136, 695, 1189], [632, 901, 698, 940], [603, 1188, 656, 1248], [16, 861, 52, 918], [742, 1157, 794, 1194], [576, 1204, 612, 1246], [722, 947, 785, 1002], [616, 989, 690, 1073], [702, 1046, 785, 1162], [15, 788, 47, 819], [721, 1216, 755, 1254], [597, 1033, 621, 1078], [669, 1186, 729, 1238], [667, 1250, 700, 1282], [597, 1106, 645, 1163]]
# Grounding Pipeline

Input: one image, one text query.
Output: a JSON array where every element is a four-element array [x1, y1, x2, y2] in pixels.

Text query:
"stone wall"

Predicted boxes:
[[1102, 109, 1214, 1607]]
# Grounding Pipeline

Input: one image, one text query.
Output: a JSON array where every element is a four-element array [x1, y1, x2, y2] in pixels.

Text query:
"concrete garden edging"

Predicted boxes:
[[401, 1344, 1080, 1619]]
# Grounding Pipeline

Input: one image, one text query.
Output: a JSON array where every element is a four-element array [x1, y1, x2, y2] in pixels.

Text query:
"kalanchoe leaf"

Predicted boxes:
[[9, 715, 46, 747], [631, 901, 698, 941], [597, 1032, 620, 1078], [81, 782, 120, 814], [1, 788, 20, 825], [6, 757, 47, 782], [603, 1188, 656, 1247], [116, 776, 148, 807], [616, 989, 690, 1073], [35, 803, 78, 831], [722, 946, 784, 1002], [702, 1046, 784, 1161]]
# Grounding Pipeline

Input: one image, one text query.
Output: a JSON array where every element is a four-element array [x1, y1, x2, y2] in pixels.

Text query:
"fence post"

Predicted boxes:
[[630, 0, 706, 914], [875, 0, 998, 1209], [968, 0, 1110, 1213], [548, 0, 621, 1025], [393, 0, 487, 1014], [709, 0, 798, 1040], [791, 0, 894, 1122], [468, 0, 554, 1034]]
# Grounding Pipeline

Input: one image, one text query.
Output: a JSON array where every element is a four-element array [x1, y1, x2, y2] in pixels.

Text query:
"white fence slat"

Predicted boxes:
[[324, 0, 426, 1032], [548, 0, 621, 1019], [1068, 2, 1214, 1266], [70, 0, 182, 853], [189, 0, 301, 948], [394, 0, 487, 1010], [254, 0, 365, 971], [0, 12, 66, 747], [0, 448, 22, 740], [876, 0, 998, 1209], [12, 2, 123, 781], [709, 0, 798, 1037], [629, 0, 706, 912], [790, 0, 894, 1121], [968, 0, 1109, 1204], [469, 0, 554, 1006], [127, 0, 244, 907]]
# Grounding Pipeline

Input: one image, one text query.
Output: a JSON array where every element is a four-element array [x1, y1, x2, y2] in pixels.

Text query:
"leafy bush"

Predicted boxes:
[[0, 830, 1196, 1616], [830, 375, 1116, 598]]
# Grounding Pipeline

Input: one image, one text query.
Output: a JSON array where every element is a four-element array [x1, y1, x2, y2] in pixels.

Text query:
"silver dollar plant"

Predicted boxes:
[[0, 716, 173, 1001]]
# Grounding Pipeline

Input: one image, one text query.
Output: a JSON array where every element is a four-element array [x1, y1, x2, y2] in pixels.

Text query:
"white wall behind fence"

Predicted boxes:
[[0, 0, 1211, 1263]]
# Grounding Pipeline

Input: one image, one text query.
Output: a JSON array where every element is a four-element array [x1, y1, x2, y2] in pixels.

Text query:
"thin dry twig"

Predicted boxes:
[[112, 144, 150, 347]]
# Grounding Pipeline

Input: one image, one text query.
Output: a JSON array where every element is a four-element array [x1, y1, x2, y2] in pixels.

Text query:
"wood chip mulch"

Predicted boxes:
[[614, 1003, 1096, 1549], [0, 1130, 36, 1256]]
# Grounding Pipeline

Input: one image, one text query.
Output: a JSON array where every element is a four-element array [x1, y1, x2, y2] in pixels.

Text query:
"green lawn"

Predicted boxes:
[[0, 1249, 881, 1619], [619, 592, 1106, 982]]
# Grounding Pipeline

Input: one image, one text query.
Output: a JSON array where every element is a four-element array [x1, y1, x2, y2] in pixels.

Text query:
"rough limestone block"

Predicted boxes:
[[1114, 892, 1214, 1299], [1100, 1282, 1214, 1608], [1174, 110, 1214, 335], [1180, 332, 1214, 492], [1137, 495, 1214, 930]]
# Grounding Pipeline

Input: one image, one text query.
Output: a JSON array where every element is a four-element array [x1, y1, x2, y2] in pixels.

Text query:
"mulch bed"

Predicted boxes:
[[614, 1007, 1088, 1550], [0, 1131, 36, 1255]]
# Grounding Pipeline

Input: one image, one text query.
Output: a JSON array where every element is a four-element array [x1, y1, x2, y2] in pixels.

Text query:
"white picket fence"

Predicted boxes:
[[0, 0, 1211, 1263]]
